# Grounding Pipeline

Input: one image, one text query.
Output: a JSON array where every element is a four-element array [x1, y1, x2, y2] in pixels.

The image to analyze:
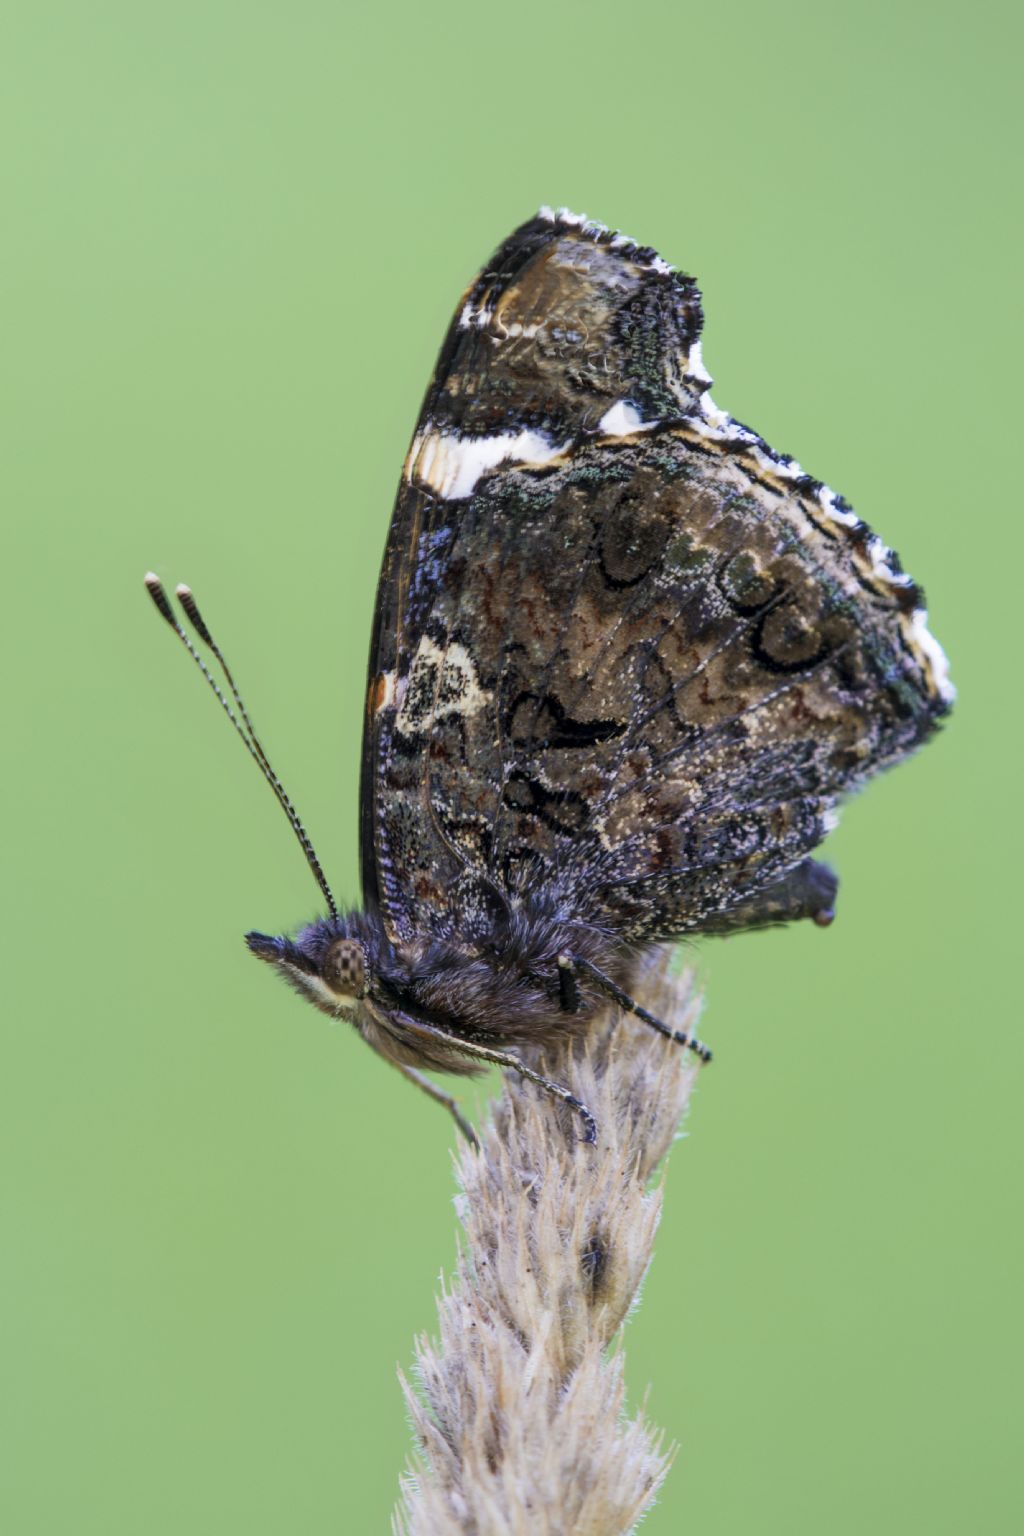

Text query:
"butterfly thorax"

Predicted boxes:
[[246, 898, 625, 1074]]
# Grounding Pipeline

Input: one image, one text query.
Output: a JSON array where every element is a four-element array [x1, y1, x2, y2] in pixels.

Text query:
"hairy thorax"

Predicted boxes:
[[248, 894, 628, 1075]]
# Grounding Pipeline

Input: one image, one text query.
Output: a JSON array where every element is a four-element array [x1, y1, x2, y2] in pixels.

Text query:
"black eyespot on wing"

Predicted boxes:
[[506, 691, 626, 749]]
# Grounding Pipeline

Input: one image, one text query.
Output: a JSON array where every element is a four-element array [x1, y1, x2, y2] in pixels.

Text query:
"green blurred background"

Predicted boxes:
[[3, 2, 1020, 1531]]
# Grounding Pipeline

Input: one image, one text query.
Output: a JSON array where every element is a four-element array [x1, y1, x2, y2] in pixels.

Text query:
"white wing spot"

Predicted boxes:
[[596, 399, 658, 437], [406, 427, 570, 501], [395, 636, 492, 735]]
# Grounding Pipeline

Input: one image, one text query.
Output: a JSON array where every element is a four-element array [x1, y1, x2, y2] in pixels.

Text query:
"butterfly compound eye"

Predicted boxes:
[[321, 939, 367, 999]]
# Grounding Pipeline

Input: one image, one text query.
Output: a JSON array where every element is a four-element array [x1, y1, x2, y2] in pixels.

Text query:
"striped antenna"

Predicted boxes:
[[143, 573, 339, 919]]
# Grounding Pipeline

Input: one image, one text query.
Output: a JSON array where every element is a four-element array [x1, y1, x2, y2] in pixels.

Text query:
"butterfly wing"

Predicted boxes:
[[359, 210, 952, 947]]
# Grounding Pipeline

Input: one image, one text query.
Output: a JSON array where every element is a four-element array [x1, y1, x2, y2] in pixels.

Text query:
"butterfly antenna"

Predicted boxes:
[[143, 573, 339, 919]]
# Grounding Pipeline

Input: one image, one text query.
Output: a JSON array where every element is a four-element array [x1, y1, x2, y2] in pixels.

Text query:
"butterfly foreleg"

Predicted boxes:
[[564, 955, 713, 1064], [395, 1014, 598, 1145], [391, 1060, 479, 1148]]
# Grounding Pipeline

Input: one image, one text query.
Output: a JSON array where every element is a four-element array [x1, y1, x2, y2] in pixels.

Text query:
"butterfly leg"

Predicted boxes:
[[391, 1061, 479, 1148], [565, 955, 713, 1064], [557, 954, 583, 1013], [396, 1014, 598, 1145]]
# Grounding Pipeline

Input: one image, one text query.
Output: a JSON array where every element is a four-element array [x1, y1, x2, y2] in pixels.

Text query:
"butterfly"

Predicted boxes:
[[146, 207, 953, 1145]]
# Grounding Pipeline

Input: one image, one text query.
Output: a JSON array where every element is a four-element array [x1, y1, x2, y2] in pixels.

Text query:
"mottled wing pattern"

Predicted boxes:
[[360, 210, 952, 947]]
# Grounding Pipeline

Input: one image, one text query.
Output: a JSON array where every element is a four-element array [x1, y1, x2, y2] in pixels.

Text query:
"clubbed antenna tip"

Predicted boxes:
[[143, 571, 176, 625], [175, 583, 214, 647]]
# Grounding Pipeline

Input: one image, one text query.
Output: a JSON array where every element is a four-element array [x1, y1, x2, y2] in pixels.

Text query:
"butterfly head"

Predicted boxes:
[[246, 919, 373, 1017]]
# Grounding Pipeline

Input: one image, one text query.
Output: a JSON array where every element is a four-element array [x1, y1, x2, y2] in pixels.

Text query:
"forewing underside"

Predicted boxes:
[[359, 211, 951, 946]]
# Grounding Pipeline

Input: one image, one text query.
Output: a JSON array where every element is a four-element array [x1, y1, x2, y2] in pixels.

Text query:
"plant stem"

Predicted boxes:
[[394, 948, 703, 1536]]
